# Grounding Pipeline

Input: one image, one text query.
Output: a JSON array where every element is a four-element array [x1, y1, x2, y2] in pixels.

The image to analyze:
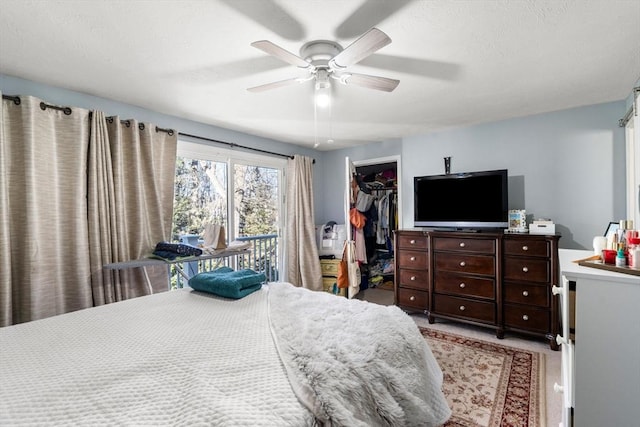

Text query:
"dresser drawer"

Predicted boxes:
[[434, 271, 495, 299], [398, 250, 428, 269], [433, 237, 495, 254], [504, 304, 549, 333], [504, 239, 550, 257], [433, 294, 495, 324], [397, 233, 428, 250], [320, 259, 341, 276], [503, 258, 549, 283], [504, 282, 549, 307], [398, 269, 429, 289], [434, 253, 495, 276], [397, 287, 429, 311]]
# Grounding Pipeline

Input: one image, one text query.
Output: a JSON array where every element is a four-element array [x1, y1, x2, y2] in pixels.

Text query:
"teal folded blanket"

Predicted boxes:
[[188, 267, 266, 299]]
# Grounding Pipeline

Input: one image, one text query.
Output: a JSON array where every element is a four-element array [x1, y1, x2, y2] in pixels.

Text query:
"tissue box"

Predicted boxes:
[[529, 223, 555, 234]]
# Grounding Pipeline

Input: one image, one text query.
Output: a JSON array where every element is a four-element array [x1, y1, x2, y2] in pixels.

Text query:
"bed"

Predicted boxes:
[[0, 282, 451, 426]]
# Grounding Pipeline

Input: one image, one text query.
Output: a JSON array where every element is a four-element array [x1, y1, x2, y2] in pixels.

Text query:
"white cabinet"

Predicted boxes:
[[558, 250, 640, 427]]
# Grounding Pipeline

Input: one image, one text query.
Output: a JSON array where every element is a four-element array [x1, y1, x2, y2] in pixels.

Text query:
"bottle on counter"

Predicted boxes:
[[628, 237, 640, 269], [617, 220, 627, 249], [615, 247, 627, 267]]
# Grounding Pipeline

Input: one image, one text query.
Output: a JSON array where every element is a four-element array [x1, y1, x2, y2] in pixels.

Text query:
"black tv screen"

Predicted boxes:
[[414, 169, 508, 229]]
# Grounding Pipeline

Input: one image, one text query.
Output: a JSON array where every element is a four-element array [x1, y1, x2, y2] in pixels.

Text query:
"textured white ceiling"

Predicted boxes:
[[1, 0, 638, 150]]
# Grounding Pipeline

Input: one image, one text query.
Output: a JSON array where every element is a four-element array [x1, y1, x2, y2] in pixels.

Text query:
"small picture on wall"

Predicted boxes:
[[508, 209, 527, 232]]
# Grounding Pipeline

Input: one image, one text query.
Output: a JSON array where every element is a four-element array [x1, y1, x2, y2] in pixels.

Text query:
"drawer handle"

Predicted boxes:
[[522, 266, 529, 273], [522, 314, 529, 321], [522, 245, 528, 251], [410, 256, 416, 261], [551, 285, 562, 296], [409, 295, 416, 301], [553, 383, 564, 394], [410, 239, 416, 244], [556, 334, 566, 346], [460, 261, 466, 267], [459, 283, 466, 289], [410, 276, 416, 281], [459, 242, 465, 248], [522, 290, 529, 297], [459, 305, 465, 311]]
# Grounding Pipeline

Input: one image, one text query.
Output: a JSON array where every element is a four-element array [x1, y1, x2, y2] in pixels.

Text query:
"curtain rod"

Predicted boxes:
[[619, 86, 640, 127], [178, 131, 314, 163], [2, 95, 312, 162], [2, 94, 72, 115]]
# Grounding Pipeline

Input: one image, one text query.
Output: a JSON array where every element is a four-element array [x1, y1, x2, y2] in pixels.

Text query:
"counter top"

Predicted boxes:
[[559, 249, 640, 284]]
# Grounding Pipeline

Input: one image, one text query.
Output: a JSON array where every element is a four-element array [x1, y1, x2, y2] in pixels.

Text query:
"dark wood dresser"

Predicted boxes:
[[394, 229, 561, 350]]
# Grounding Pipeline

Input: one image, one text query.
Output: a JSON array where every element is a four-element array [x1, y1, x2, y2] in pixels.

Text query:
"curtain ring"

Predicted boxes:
[[138, 123, 145, 131], [39, 102, 72, 115], [2, 95, 21, 105], [106, 116, 114, 123], [155, 126, 175, 136]]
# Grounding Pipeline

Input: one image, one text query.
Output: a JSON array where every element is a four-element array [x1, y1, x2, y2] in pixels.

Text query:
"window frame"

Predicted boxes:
[[176, 139, 286, 270]]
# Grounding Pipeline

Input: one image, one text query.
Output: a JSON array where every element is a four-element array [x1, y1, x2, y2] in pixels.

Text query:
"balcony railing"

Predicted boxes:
[[171, 234, 279, 288]]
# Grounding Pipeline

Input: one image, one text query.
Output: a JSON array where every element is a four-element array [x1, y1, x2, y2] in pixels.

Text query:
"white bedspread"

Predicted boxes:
[[0, 287, 315, 426], [0, 284, 450, 426]]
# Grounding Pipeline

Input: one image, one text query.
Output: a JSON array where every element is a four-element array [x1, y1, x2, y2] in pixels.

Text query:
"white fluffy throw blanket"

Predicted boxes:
[[268, 283, 451, 427]]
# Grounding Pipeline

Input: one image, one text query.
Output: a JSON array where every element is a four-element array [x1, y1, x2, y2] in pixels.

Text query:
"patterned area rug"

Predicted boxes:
[[420, 328, 546, 427]]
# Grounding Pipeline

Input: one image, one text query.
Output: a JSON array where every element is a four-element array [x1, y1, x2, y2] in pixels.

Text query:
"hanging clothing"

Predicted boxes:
[[376, 191, 390, 245], [354, 228, 367, 264]]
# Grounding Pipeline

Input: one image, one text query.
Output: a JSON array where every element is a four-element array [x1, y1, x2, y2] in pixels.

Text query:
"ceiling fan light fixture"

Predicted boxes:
[[315, 88, 331, 108], [314, 68, 331, 107]]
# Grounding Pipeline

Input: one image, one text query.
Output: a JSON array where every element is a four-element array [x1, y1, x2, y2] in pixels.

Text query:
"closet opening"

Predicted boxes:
[[351, 156, 401, 296]]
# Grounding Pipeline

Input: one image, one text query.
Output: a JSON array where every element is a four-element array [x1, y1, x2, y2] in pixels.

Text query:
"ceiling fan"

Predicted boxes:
[[247, 27, 400, 94]]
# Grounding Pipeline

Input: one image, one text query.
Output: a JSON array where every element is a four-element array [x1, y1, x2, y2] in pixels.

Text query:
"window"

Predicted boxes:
[[172, 140, 285, 282], [173, 157, 228, 239]]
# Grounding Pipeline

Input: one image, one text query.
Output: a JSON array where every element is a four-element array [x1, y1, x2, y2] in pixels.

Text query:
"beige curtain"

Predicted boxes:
[[0, 94, 93, 326], [285, 155, 322, 290], [88, 113, 177, 304], [0, 95, 178, 327]]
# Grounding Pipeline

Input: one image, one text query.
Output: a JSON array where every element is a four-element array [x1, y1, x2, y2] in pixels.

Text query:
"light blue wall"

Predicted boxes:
[[3, 74, 628, 250], [322, 102, 627, 250]]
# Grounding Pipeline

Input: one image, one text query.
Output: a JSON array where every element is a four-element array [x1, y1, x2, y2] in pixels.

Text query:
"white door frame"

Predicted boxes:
[[625, 95, 639, 228]]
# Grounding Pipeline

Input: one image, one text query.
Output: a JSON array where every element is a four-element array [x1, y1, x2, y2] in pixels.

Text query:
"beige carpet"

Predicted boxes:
[[421, 327, 545, 427]]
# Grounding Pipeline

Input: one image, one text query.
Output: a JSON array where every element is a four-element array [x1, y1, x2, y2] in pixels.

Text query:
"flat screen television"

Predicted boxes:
[[414, 169, 509, 230]]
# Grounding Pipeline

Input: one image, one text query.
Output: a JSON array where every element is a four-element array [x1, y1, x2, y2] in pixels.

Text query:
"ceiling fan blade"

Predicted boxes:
[[334, 0, 413, 39], [329, 27, 391, 69], [337, 72, 399, 92], [220, 0, 305, 41], [251, 40, 311, 69], [247, 77, 305, 93]]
